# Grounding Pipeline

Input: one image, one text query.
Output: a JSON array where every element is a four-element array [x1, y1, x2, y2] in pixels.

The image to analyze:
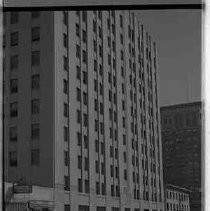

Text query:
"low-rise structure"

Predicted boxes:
[[165, 184, 190, 211]]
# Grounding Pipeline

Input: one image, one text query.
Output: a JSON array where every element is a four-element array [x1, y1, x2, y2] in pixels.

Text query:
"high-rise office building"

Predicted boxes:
[[160, 102, 202, 211], [3, 10, 164, 211]]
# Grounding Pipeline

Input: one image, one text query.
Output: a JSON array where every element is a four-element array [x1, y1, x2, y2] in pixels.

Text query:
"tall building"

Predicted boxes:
[[160, 102, 202, 211], [3, 10, 164, 211]]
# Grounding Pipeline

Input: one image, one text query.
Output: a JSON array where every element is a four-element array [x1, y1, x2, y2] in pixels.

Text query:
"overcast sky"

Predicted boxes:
[[135, 9, 202, 106], [4, 0, 202, 106]]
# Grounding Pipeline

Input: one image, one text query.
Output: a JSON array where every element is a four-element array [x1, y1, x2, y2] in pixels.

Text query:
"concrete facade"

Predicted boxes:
[[4, 11, 164, 211]]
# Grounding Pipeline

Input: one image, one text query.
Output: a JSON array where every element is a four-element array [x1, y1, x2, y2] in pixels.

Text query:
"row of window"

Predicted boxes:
[[9, 149, 39, 167], [4, 12, 40, 26], [10, 51, 40, 70], [7, 27, 40, 48], [9, 123, 40, 142], [9, 98, 40, 118]]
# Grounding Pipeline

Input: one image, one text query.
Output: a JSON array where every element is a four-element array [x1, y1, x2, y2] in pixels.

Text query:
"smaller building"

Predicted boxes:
[[5, 182, 54, 211], [165, 184, 191, 211]]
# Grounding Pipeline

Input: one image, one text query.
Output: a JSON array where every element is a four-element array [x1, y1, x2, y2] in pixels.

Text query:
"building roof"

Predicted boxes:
[[165, 184, 192, 193], [160, 101, 201, 111]]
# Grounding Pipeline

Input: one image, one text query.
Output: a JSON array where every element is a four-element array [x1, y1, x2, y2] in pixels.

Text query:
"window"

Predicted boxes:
[[76, 23, 80, 37], [85, 180, 89, 193], [83, 71, 87, 84], [101, 162, 105, 174], [76, 88, 81, 101], [63, 33, 67, 47], [108, 36, 111, 47], [94, 79, 98, 92], [78, 178, 82, 192], [123, 134, 126, 145], [32, 74, 40, 90], [83, 113, 88, 127], [107, 18, 110, 30], [9, 151, 17, 167], [76, 44, 80, 58], [95, 139, 99, 152], [31, 11, 40, 18], [63, 79, 68, 94], [64, 127, 69, 142], [100, 122, 104, 134], [31, 51, 40, 66], [100, 102, 103, 114], [64, 103, 68, 117], [63, 56, 68, 71], [77, 132, 81, 145], [102, 183, 106, 195], [10, 102, 18, 117], [120, 15, 123, 27], [95, 119, 98, 132], [82, 50, 87, 63], [83, 92, 87, 105], [96, 182, 100, 194], [64, 151, 69, 166], [10, 12, 18, 24], [84, 157, 89, 171], [31, 149, 39, 165], [110, 165, 114, 177], [31, 99, 40, 114], [110, 146, 113, 157], [99, 45, 102, 57], [123, 152, 126, 162], [124, 169, 127, 180], [10, 32, 18, 46], [93, 20, 96, 33], [10, 79, 18, 93], [84, 135, 88, 148], [76, 65, 81, 79], [95, 160, 99, 173], [78, 155, 82, 169], [99, 64, 103, 76], [31, 27, 40, 41], [112, 24, 115, 34], [10, 127, 17, 142], [109, 90, 112, 102], [31, 123, 39, 139], [122, 100, 125, 110], [82, 30, 87, 43], [94, 99, 98, 111], [111, 185, 114, 196], [77, 110, 81, 123], [122, 117, 125, 128], [63, 12, 68, 25], [121, 50, 124, 60], [108, 54, 111, 65], [10, 55, 18, 70], [65, 204, 70, 211]]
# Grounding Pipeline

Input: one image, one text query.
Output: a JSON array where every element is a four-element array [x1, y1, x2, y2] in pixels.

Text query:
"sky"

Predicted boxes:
[[4, 0, 202, 106], [135, 9, 202, 106]]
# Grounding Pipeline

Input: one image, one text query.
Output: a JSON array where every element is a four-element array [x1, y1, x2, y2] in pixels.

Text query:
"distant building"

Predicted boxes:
[[160, 102, 202, 211], [165, 184, 191, 211], [3, 10, 164, 210]]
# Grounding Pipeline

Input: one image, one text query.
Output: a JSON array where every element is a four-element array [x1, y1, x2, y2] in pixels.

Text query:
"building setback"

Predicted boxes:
[[3, 10, 164, 211], [160, 102, 202, 211]]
